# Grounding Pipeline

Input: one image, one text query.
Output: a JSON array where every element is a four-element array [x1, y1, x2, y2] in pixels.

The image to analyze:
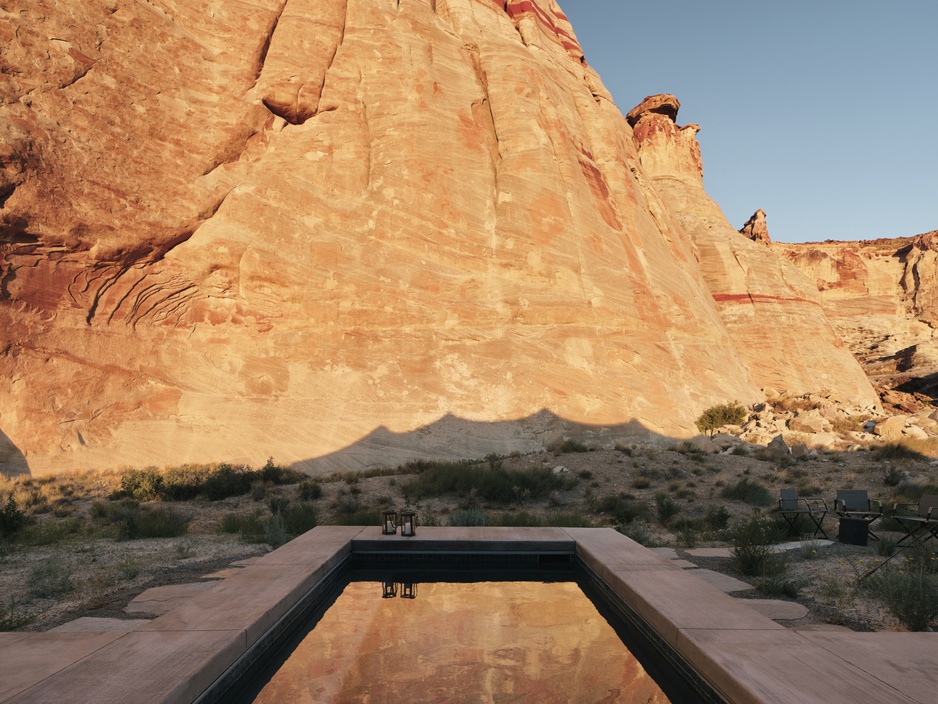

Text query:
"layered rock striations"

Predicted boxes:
[[777, 232, 938, 407], [626, 95, 879, 409], [0, 2, 873, 475]]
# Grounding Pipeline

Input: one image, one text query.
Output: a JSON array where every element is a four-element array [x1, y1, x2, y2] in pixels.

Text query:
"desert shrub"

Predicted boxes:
[[549, 439, 589, 454], [721, 478, 774, 507], [730, 444, 750, 456], [202, 463, 254, 500], [594, 495, 652, 525], [871, 442, 928, 462], [299, 481, 323, 501], [869, 563, 938, 631], [0, 598, 33, 631], [0, 495, 26, 538], [267, 494, 290, 515], [118, 468, 163, 501], [655, 493, 679, 524], [876, 536, 898, 557], [544, 512, 593, 527], [404, 463, 566, 504], [218, 510, 267, 542], [331, 509, 383, 526], [27, 559, 75, 598], [730, 514, 787, 577], [258, 457, 304, 485], [265, 513, 287, 548], [706, 505, 731, 530], [883, 466, 902, 487], [94, 499, 188, 539], [632, 474, 652, 489], [282, 501, 318, 536], [694, 401, 747, 437], [19, 518, 84, 546], [757, 574, 805, 598], [618, 519, 652, 546], [493, 511, 541, 527], [448, 510, 489, 526]]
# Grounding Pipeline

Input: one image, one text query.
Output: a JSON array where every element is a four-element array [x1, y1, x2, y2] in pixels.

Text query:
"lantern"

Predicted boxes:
[[382, 510, 398, 535], [400, 510, 417, 537], [400, 581, 418, 599], [381, 581, 397, 598]]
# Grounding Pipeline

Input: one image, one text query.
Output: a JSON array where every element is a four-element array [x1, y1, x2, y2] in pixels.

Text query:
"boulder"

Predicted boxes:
[[789, 411, 832, 434], [873, 415, 910, 441], [687, 435, 719, 454], [767, 434, 791, 456]]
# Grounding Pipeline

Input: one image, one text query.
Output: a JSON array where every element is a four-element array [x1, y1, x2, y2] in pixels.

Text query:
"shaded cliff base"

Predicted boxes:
[[2, 393, 933, 480]]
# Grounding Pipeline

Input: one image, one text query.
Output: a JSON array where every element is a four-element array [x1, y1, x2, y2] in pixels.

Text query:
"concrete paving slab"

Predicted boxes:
[[229, 557, 262, 567], [9, 629, 245, 704], [648, 547, 679, 559], [49, 618, 149, 634], [793, 623, 853, 632], [671, 559, 698, 569], [353, 526, 575, 554], [0, 632, 123, 702], [603, 566, 783, 647], [741, 599, 809, 620], [685, 547, 732, 558], [140, 564, 331, 645], [676, 628, 920, 704], [801, 632, 938, 704], [200, 568, 242, 579], [688, 568, 752, 593], [563, 527, 676, 579], [771, 540, 834, 552], [124, 582, 216, 616]]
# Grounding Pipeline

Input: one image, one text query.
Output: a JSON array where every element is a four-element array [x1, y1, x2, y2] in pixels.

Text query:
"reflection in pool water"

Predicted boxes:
[[252, 580, 670, 703]]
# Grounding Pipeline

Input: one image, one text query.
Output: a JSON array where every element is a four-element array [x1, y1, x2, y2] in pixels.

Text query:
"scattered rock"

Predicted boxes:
[[739, 209, 771, 244]]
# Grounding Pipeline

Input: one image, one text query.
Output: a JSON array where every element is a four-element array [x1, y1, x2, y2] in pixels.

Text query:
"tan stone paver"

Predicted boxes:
[[741, 599, 810, 621], [687, 568, 752, 593], [49, 618, 149, 634], [124, 583, 215, 616]]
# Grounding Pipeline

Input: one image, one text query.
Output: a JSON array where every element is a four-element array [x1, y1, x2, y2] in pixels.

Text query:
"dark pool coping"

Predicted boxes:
[[1, 527, 935, 703]]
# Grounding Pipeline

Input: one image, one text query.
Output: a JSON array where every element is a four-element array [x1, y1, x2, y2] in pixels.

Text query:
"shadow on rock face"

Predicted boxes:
[[0, 427, 29, 477], [290, 409, 663, 476]]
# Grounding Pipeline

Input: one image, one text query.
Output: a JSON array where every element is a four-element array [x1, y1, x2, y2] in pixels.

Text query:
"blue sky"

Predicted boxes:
[[562, 2, 937, 243]]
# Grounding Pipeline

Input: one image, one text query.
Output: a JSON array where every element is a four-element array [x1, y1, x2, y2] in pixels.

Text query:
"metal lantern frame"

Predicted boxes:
[[382, 509, 398, 535], [400, 510, 417, 537]]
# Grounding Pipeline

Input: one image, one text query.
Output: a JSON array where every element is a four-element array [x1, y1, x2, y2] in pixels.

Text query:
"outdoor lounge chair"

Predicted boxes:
[[777, 488, 828, 538], [892, 494, 938, 547], [834, 489, 882, 541]]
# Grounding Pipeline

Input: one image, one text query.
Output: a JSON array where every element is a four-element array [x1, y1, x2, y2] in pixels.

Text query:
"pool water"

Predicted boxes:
[[247, 579, 670, 704]]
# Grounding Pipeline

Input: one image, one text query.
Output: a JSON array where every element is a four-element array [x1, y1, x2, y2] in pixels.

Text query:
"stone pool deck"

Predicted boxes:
[[0, 527, 934, 703]]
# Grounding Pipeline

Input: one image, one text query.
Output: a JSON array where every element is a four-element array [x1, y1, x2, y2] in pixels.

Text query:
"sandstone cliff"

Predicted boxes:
[[776, 232, 938, 409], [0, 1, 875, 475], [626, 95, 879, 410]]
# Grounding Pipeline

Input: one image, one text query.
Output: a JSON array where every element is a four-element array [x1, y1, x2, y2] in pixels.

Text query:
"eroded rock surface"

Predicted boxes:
[[777, 232, 938, 410], [627, 95, 880, 411], [0, 3, 875, 475], [740, 209, 771, 245]]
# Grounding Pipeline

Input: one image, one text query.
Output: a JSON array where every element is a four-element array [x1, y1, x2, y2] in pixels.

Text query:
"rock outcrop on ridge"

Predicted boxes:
[[626, 95, 879, 410], [0, 1, 876, 476], [740, 209, 771, 245], [777, 232, 938, 410]]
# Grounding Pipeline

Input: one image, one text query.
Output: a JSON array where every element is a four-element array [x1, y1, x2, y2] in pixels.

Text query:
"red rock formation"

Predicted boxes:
[[0, 3, 875, 475], [777, 231, 938, 409], [740, 209, 771, 245], [627, 94, 879, 410]]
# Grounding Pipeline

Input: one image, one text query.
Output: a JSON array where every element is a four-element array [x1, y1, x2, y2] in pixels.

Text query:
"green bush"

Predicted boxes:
[[18, 518, 84, 546], [706, 505, 731, 530], [218, 510, 267, 542], [282, 501, 318, 536], [730, 514, 787, 577], [0, 495, 26, 538], [655, 493, 679, 524], [403, 463, 567, 504], [721, 478, 774, 507], [331, 509, 383, 526], [870, 563, 938, 631], [93, 499, 188, 539], [119, 468, 163, 501], [299, 481, 323, 501], [0, 598, 33, 631], [594, 495, 652, 525], [695, 402, 747, 437], [619, 519, 652, 546]]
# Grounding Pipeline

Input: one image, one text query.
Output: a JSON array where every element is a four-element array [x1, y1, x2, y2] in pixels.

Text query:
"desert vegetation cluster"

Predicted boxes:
[[3, 404, 938, 634]]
